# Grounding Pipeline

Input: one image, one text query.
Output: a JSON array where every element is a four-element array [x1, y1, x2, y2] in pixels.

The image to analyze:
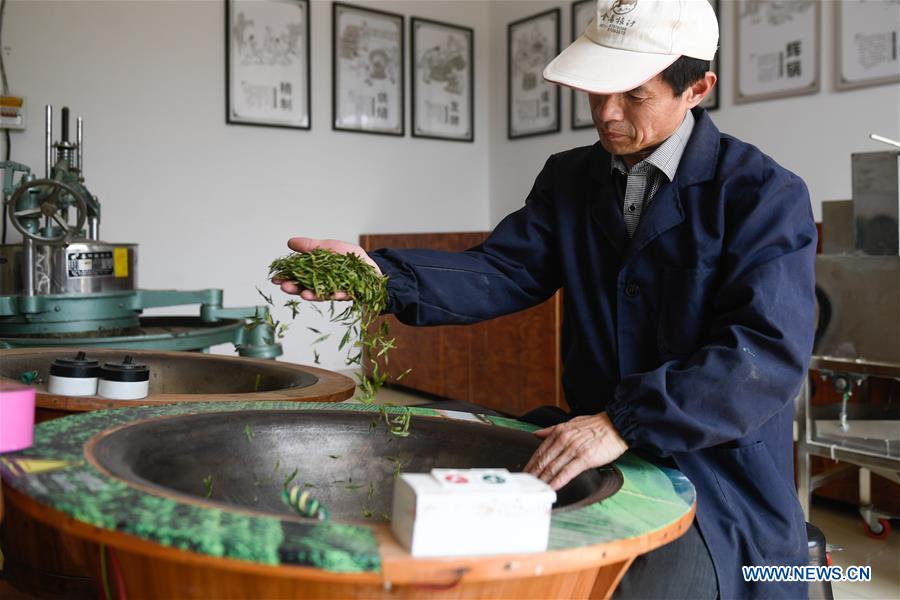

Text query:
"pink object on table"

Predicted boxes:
[[0, 380, 36, 453]]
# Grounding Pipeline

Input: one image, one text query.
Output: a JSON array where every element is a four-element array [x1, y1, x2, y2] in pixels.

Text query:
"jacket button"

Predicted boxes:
[[624, 282, 640, 297]]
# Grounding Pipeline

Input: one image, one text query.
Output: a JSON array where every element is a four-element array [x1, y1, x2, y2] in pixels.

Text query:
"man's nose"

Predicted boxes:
[[594, 94, 624, 122]]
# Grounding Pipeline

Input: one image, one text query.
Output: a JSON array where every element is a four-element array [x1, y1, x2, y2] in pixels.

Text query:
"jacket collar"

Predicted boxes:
[[588, 108, 721, 258], [675, 107, 720, 188], [589, 107, 720, 188], [610, 109, 696, 183]]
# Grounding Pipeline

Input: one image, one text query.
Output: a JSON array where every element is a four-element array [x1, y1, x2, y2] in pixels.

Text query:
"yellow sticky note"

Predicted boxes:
[[114, 247, 129, 278]]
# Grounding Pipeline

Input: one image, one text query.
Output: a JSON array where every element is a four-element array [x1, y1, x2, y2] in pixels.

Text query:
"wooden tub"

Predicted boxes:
[[1, 402, 695, 599]]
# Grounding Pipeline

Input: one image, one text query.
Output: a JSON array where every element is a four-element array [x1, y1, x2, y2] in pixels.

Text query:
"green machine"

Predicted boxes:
[[0, 105, 281, 358]]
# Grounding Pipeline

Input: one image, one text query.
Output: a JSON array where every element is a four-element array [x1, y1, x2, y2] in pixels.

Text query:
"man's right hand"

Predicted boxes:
[[272, 237, 382, 301]]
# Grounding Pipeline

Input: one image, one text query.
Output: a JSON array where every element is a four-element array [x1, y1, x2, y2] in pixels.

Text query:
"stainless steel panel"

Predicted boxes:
[[852, 151, 900, 255], [0, 242, 137, 295], [822, 200, 854, 254], [813, 419, 899, 458], [814, 255, 900, 364]]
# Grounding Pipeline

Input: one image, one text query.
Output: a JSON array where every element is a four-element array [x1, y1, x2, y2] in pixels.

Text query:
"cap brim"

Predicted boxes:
[[543, 34, 680, 95]]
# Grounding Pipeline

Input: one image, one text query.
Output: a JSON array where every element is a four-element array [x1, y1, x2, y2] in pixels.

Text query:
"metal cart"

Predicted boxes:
[[797, 145, 900, 537], [797, 357, 900, 537]]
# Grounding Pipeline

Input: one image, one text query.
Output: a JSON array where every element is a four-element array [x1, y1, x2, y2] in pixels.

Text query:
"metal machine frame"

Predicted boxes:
[[797, 143, 900, 537], [0, 104, 281, 359], [796, 357, 900, 536]]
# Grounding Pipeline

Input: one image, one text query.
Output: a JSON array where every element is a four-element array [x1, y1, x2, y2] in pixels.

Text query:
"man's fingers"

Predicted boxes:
[[523, 448, 540, 473], [535, 429, 592, 481], [287, 237, 348, 254], [287, 237, 322, 253], [535, 444, 580, 485], [284, 237, 383, 277], [303, 291, 350, 301], [525, 426, 583, 477], [524, 432, 562, 473], [277, 281, 352, 302], [276, 259, 350, 301], [524, 414, 628, 490], [525, 428, 567, 474], [533, 426, 556, 439], [548, 457, 587, 491]]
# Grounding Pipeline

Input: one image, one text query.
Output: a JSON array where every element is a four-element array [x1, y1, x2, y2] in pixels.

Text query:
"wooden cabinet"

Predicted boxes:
[[359, 232, 564, 416]]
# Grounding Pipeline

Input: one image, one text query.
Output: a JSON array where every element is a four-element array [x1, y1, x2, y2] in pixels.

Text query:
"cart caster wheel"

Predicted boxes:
[[863, 518, 890, 540]]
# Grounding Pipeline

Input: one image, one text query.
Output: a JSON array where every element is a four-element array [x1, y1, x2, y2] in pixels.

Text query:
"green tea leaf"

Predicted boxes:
[[268, 248, 414, 435], [283, 468, 298, 490], [285, 299, 301, 319], [255, 286, 274, 306]]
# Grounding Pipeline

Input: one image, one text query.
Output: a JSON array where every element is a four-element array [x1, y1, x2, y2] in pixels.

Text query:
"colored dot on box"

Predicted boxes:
[[444, 474, 469, 484], [482, 474, 506, 484]]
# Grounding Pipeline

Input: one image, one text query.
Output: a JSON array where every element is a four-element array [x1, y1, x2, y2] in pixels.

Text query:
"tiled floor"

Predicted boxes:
[[810, 502, 899, 600]]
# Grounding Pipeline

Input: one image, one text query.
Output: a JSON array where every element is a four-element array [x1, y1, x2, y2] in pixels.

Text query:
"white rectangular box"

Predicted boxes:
[[391, 468, 556, 557], [0, 96, 26, 130]]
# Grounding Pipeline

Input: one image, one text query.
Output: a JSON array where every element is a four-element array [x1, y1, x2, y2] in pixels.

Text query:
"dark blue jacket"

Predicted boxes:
[[370, 108, 816, 599]]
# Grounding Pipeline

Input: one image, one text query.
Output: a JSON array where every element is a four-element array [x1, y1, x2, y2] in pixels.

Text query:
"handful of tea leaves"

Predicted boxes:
[[268, 249, 412, 435]]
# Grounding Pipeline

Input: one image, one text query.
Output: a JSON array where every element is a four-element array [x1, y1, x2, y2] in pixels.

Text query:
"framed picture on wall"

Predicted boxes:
[[699, 0, 720, 111], [835, 0, 900, 91], [411, 18, 474, 142], [226, 0, 311, 129], [332, 2, 404, 136], [508, 8, 561, 139], [735, 0, 820, 104], [571, 0, 595, 129]]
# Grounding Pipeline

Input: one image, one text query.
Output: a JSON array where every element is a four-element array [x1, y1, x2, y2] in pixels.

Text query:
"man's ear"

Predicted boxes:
[[685, 72, 717, 108]]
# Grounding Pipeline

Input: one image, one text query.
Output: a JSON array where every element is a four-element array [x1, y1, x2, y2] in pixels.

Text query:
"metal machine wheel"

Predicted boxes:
[[858, 467, 897, 541], [7, 178, 88, 243], [862, 516, 891, 540]]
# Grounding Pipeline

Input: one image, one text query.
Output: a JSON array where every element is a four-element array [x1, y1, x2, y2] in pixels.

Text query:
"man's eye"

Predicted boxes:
[[627, 93, 646, 101]]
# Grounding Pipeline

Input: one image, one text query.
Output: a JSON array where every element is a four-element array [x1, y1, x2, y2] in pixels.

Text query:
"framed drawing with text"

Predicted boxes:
[[332, 2, 404, 136], [735, 0, 820, 104], [508, 8, 561, 139], [226, 0, 311, 129], [411, 18, 474, 142], [835, 0, 900, 91]]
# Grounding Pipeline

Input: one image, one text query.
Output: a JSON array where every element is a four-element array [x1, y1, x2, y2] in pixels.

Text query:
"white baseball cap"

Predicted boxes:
[[543, 0, 718, 94]]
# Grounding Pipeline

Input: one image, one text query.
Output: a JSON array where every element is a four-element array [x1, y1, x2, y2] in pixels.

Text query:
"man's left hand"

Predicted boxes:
[[524, 413, 629, 490]]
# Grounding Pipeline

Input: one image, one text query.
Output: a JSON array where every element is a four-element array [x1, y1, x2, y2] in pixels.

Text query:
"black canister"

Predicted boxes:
[[98, 356, 150, 400], [48, 351, 101, 396]]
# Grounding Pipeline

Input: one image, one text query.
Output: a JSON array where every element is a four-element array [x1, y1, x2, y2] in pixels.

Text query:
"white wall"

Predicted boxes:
[[488, 0, 900, 224], [4, 0, 493, 370], [5, 0, 899, 372]]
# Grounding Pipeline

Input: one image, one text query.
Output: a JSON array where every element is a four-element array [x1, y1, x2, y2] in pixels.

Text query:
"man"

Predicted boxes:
[[277, 1, 816, 597]]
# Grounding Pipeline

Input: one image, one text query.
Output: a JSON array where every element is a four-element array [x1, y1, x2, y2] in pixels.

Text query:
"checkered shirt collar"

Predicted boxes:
[[610, 110, 695, 182]]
